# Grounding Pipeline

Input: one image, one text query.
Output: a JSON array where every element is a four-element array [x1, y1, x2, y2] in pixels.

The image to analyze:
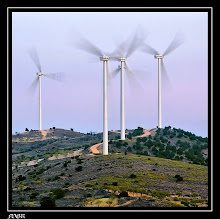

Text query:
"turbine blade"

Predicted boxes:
[[163, 32, 184, 56], [125, 31, 141, 58], [125, 61, 144, 93], [141, 44, 159, 56], [75, 34, 103, 57], [28, 47, 41, 72], [124, 61, 133, 74], [109, 40, 126, 60], [111, 67, 120, 78], [43, 72, 65, 82], [161, 59, 172, 90], [28, 77, 39, 94]]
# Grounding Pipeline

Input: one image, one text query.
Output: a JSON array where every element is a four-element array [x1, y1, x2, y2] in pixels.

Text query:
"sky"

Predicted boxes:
[[11, 11, 208, 137]]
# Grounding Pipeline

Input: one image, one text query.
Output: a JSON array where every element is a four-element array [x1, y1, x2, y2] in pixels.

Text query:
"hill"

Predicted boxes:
[[106, 126, 208, 166], [11, 126, 208, 208]]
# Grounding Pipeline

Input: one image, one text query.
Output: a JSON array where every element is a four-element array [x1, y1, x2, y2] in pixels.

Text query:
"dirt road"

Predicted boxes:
[[90, 142, 103, 154], [89, 128, 157, 154]]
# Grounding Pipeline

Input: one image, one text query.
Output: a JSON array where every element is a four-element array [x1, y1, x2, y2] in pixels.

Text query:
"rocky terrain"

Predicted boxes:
[[11, 126, 208, 209]]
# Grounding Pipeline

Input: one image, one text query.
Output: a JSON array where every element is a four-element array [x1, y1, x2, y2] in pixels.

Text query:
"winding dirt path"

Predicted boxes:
[[90, 142, 103, 154], [89, 128, 157, 154]]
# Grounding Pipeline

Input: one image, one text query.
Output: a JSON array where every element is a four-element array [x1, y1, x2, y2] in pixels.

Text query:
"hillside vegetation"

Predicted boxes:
[[108, 126, 208, 166], [11, 126, 208, 208]]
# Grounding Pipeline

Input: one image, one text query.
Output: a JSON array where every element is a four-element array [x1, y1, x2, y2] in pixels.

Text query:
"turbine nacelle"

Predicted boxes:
[[100, 56, 110, 61], [36, 72, 43, 76], [118, 57, 126, 62], [155, 55, 164, 59]]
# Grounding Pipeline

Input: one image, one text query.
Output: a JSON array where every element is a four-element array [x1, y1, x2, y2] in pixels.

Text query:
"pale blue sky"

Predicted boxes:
[[12, 11, 208, 137]]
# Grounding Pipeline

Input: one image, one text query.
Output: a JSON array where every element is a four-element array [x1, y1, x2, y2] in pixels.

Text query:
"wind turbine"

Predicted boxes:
[[111, 32, 145, 140], [75, 36, 116, 155], [28, 47, 64, 131], [141, 32, 184, 128]]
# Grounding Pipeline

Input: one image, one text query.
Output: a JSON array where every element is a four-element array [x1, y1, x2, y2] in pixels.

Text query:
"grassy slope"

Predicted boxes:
[[12, 153, 208, 208]]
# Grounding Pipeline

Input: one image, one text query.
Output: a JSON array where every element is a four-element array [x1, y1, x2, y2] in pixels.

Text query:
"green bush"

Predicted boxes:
[[132, 127, 144, 137], [174, 175, 183, 182], [129, 174, 137, 179], [16, 175, 26, 182], [119, 191, 129, 197], [40, 196, 56, 208], [53, 175, 60, 181], [75, 166, 82, 172], [181, 199, 189, 207], [150, 190, 171, 199], [30, 192, 39, 200], [36, 168, 46, 175], [50, 188, 66, 199]]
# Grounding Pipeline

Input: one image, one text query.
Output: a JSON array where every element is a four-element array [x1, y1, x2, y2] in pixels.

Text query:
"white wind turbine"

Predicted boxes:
[[111, 32, 144, 140], [28, 47, 64, 131], [141, 32, 184, 128], [75, 36, 117, 155]]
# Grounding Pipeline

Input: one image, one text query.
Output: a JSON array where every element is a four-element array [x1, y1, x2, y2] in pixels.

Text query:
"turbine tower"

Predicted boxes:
[[28, 47, 64, 130], [141, 32, 184, 128], [100, 55, 110, 155], [111, 32, 144, 140], [75, 35, 115, 155]]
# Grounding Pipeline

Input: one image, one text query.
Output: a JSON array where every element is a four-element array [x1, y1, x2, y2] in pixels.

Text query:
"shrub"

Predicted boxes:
[[77, 159, 83, 164], [36, 168, 46, 175], [30, 192, 39, 200], [112, 182, 118, 186], [50, 188, 66, 199], [127, 133, 132, 139], [63, 162, 68, 167], [132, 127, 144, 137], [40, 196, 56, 208], [75, 166, 83, 172], [174, 175, 183, 182], [16, 175, 26, 182], [123, 141, 128, 146], [63, 182, 71, 188], [55, 175, 60, 180], [150, 191, 171, 199], [86, 192, 92, 197], [192, 192, 198, 197], [129, 174, 137, 179], [119, 191, 129, 197], [181, 199, 189, 207]]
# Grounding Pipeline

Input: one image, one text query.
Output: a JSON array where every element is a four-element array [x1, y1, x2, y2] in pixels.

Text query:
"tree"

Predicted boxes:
[[177, 148, 184, 155], [127, 133, 132, 139], [25, 128, 29, 132]]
